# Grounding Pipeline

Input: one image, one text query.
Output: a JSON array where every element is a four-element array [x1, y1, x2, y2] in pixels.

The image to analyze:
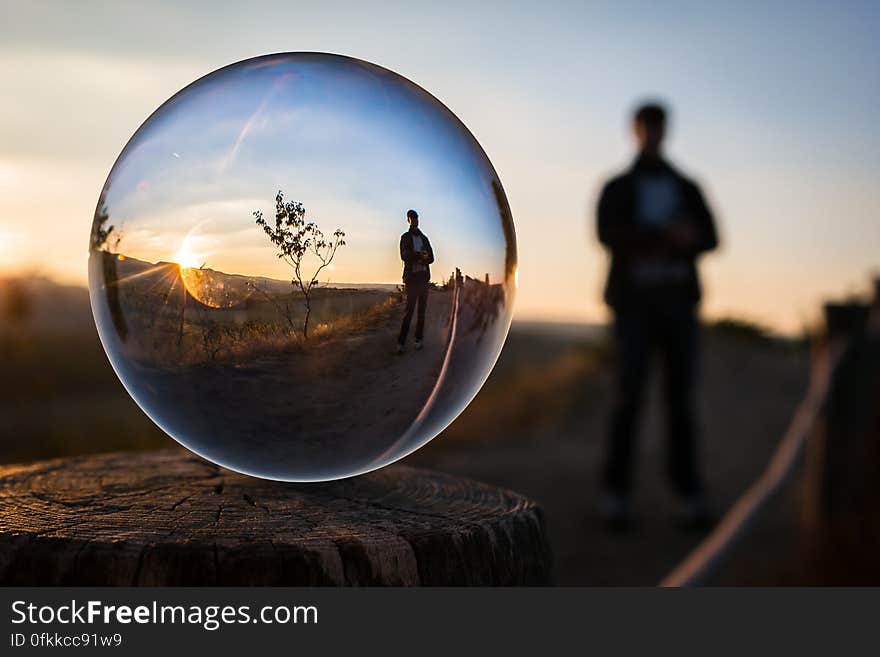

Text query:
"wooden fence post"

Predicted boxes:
[[800, 286, 880, 583]]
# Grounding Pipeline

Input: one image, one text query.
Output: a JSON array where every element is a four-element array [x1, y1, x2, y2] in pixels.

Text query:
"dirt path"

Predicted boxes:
[[411, 332, 810, 585], [133, 291, 454, 480]]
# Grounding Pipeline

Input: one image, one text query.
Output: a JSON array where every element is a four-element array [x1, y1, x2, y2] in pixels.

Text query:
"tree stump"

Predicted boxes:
[[0, 449, 551, 585]]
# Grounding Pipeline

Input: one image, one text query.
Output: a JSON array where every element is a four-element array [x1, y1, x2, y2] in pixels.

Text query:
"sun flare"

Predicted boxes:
[[175, 237, 202, 270]]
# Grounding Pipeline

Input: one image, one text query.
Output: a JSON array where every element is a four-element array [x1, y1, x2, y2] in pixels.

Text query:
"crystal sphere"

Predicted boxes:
[[89, 53, 517, 481]]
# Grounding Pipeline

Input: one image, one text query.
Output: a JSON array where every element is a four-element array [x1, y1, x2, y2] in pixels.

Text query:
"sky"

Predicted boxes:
[[99, 53, 508, 288], [1, 0, 878, 334]]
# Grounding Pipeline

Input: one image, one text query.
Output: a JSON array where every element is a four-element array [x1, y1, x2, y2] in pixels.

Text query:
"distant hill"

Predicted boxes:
[[115, 254, 399, 295], [511, 319, 606, 341], [321, 282, 400, 292], [0, 275, 92, 335]]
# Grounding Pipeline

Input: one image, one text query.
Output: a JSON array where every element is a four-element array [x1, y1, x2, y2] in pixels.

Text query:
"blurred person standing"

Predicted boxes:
[[596, 102, 719, 530]]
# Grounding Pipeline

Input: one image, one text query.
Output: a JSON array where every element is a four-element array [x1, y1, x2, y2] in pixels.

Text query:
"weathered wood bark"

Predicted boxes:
[[0, 449, 551, 586]]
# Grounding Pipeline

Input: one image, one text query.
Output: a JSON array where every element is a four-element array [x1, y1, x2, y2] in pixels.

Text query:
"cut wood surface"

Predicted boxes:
[[0, 449, 550, 586]]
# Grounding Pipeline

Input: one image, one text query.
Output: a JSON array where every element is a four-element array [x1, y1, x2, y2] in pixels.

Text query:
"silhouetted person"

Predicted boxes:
[[397, 209, 434, 352], [596, 103, 719, 530]]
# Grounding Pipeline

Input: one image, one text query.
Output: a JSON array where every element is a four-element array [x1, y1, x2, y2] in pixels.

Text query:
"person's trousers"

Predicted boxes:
[[398, 274, 429, 345], [603, 298, 701, 498]]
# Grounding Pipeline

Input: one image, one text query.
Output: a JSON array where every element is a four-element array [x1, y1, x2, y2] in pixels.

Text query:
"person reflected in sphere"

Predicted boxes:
[[596, 102, 719, 531], [397, 209, 435, 352]]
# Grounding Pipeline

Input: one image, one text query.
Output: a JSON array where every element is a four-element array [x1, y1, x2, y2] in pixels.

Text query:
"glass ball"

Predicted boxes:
[[88, 53, 517, 482]]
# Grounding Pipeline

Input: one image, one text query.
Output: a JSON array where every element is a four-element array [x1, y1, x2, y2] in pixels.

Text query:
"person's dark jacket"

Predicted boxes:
[[400, 229, 435, 282], [597, 157, 718, 309]]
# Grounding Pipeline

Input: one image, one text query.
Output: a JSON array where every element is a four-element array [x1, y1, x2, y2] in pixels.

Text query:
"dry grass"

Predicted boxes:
[[440, 339, 606, 444], [114, 286, 404, 368]]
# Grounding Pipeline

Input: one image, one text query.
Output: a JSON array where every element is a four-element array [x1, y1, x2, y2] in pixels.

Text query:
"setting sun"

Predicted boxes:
[[175, 238, 202, 270]]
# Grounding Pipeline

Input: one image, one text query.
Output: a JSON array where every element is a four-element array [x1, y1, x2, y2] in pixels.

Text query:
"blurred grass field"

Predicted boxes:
[[1, 275, 817, 585], [0, 279, 608, 464], [0, 274, 805, 466], [0, 275, 614, 465]]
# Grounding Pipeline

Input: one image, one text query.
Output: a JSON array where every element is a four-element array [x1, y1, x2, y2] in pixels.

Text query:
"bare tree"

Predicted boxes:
[[254, 191, 346, 338]]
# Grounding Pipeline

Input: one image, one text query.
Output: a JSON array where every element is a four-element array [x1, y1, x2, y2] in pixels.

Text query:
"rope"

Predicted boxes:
[[660, 342, 841, 587]]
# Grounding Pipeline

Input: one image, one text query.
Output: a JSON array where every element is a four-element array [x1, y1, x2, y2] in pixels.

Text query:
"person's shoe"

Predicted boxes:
[[674, 495, 714, 532], [395, 343, 405, 354], [414, 340, 423, 351], [599, 491, 632, 533]]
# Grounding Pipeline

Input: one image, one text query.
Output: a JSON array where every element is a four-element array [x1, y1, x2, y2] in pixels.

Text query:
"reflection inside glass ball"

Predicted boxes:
[[89, 53, 516, 481]]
